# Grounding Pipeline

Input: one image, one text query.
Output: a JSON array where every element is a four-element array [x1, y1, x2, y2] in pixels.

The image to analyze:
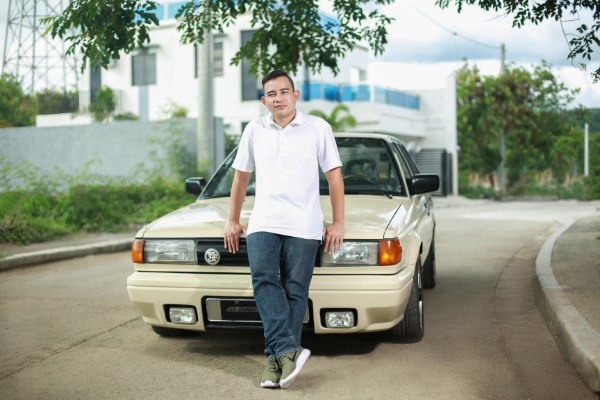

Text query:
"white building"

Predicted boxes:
[[36, 2, 458, 195]]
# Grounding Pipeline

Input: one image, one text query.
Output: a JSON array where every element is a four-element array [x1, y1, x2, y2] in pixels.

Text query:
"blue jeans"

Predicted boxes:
[[246, 231, 321, 360]]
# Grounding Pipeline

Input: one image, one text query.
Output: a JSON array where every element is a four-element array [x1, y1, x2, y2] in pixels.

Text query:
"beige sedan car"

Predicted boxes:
[[127, 133, 439, 342]]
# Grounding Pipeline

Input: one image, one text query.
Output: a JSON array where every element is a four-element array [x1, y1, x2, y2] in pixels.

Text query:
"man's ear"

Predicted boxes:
[[261, 96, 266, 106], [294, 90, 300, 101]]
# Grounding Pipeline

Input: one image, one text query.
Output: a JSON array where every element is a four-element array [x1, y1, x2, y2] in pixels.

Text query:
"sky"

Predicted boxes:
[[1, 0, 598, 107]]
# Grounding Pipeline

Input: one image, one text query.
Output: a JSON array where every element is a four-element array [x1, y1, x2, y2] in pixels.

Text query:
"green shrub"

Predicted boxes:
[[113, 111, 138, 121], [0, 157, 195, 245]]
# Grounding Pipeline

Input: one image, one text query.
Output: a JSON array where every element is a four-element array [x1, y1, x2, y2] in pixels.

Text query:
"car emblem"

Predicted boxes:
[[205, 248, 221, 265]]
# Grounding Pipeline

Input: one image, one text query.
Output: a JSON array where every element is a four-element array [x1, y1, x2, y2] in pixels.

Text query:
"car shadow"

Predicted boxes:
[[147, 327, 389, 388], [181, 328, 387, 357]]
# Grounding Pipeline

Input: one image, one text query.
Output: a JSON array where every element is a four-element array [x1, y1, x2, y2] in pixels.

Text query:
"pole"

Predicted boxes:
[[16, 0, 24, 77], [584, 123, 589, 177], [2, 0, 13, 74], [498, 43, 506, 191], [500, 43, 505, 74], [196, 33, 215, 175]]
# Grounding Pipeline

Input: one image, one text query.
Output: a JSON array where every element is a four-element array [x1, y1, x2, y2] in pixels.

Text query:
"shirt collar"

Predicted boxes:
[[268, 109, 304, 127]]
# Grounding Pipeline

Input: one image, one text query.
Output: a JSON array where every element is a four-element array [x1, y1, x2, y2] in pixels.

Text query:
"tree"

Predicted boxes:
[[456, 61, 581, 188], [309, 104, 356, 132], [436, 1, 600, 83], [42, 1, 598, 81], [89, 86, 116, 123], [41, 0, 393, 77], [456, 63, 502, 186], [0, 73, 37, 128]]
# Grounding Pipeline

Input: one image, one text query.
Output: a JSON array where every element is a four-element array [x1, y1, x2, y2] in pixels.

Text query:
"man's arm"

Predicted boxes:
[[323, 166, 344, 254], [224, 170, 252, 254]]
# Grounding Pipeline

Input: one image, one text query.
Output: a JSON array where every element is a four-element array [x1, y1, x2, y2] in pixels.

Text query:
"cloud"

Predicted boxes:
[[370, 0, 597, 68]]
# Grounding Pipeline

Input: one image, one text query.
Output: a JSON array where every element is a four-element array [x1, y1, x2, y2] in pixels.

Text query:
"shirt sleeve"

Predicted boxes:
[[317, 122, 342, 173], [231, 123, 255, 172]]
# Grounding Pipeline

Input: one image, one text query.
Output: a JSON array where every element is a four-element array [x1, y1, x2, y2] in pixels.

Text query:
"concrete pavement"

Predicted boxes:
[[1, 199, 599, 399]]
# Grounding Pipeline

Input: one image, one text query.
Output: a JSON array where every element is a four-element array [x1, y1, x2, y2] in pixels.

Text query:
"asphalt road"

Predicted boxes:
[[1, 200, 599, 399]]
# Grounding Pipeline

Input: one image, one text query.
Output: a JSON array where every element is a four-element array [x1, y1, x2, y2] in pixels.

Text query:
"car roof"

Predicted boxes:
[[333, 132, 404, 145]]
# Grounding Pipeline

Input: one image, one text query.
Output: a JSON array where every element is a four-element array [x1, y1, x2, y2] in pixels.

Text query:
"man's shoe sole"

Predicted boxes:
[[260, 380, 280, 388], [280, 349, 311, 389]]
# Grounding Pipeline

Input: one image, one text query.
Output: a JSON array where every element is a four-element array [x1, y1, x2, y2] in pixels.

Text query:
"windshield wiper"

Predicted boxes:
[[203, 193, 231, 199], [202, 191, 255, 199], [344, 189, 400, 199]]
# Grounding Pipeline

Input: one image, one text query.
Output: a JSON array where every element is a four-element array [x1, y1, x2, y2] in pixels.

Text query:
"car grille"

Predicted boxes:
[[196, 238, 321, 267]]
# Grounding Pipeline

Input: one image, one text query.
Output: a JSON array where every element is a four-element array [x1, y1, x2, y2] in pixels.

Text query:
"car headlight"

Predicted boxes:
[[143, 239, 196, 264], [321, 241, 379, 266]]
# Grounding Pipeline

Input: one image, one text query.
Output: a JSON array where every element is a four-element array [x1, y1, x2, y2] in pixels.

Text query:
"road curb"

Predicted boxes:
[[535, 218, 600, 392], [0, 238, 134, 272]]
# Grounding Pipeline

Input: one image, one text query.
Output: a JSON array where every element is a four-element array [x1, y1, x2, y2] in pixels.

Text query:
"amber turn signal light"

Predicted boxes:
[[379, 238, 402, 265], [132, 239, 144, 263]]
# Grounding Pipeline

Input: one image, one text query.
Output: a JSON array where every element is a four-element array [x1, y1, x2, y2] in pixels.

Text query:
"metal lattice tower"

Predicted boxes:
[[2, 0, 78, 94]]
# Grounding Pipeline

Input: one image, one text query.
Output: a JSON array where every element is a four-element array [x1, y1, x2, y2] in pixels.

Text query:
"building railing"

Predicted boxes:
[[37, 92, 80, 115], [300, 82, 420, 110], [37, 90, 123, 115], [79, 90, 123, 113]]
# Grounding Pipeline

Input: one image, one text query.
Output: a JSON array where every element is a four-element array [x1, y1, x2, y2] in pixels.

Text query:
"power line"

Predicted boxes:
[[404, 1, 501, 50]]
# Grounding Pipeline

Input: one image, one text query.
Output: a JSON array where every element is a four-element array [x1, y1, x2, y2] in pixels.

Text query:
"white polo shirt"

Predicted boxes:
[[232, 109, 342, 240]]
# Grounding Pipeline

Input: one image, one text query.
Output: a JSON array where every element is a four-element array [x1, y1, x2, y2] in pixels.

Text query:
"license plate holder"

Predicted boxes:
[[205, 298, 310, 323]]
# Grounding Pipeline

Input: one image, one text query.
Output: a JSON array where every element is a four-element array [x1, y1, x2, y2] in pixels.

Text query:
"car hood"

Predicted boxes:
[[140, 195, 408, 240]]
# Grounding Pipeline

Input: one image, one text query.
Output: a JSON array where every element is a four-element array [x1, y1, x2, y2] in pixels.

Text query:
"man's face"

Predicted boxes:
[[261, 76, 300, 119]]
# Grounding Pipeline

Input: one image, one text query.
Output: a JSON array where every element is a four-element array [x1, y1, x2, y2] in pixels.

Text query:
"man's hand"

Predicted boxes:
[[224, 221, 247, 254], [323, 221, 344, 254]]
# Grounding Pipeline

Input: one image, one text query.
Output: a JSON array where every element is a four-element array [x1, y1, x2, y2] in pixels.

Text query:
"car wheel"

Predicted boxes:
[[151, 325, 191, 337], [422, 239, 436, 289], [390, 260, 424, 343]]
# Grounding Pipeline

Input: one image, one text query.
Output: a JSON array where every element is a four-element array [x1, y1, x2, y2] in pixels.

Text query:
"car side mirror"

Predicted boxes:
[[185, 177, 207, 196], [409, 174, 439, 195]]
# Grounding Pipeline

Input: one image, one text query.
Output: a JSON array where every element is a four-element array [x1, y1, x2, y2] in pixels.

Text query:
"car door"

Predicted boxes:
[[392, 142, 434, 264]]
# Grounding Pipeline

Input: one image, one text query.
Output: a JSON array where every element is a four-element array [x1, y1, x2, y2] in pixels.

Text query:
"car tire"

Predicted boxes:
[[151, 325, 191, 337], [422, 239, 436, 289], [389, 260, 424, 343]]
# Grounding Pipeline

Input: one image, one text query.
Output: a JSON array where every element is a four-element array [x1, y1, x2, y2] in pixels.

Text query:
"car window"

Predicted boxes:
[[398, 144, 421, 175], [202, 137, 407, 198], [320, 137, 406, 196], [201, 150, 256, 198], [391, 143, 411, 182]]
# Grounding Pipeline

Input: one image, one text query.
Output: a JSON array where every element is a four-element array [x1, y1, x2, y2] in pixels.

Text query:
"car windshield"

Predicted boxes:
[[200, 137, 405, 199]]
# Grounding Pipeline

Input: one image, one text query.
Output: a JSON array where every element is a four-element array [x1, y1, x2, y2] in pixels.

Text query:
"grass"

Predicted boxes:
[[1, 156, 198, 246], [0, 252, 10, 259]]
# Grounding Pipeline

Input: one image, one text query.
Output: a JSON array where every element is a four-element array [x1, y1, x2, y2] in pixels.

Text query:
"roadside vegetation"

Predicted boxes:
[[456, 61, 600, 200], [0, 154, 202, 245], [0, 102, 210, 246]]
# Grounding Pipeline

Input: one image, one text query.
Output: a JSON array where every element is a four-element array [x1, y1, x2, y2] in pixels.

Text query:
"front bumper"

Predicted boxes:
[[126, 267, 414, 334]]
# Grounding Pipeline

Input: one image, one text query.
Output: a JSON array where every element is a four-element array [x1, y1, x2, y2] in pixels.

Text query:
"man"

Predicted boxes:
[[223, 70, 345, 389]]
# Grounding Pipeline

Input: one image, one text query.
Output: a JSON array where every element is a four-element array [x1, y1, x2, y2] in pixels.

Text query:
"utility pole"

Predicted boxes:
[[584, 123, 589, 176], [497, 43, 506, 191], [196, 33, 215, 175]]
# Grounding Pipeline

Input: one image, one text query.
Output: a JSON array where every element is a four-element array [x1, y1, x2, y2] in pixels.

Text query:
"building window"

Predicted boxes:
[[242, 121, 250, 133], [90, 62, 101, 103], [132, 53, 156, 86], [241, 30, 259, 101], [214, 42, 223, 76]]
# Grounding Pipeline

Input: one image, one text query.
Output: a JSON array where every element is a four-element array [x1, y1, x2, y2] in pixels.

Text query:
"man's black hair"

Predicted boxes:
[[262, 70, 295, 91]]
